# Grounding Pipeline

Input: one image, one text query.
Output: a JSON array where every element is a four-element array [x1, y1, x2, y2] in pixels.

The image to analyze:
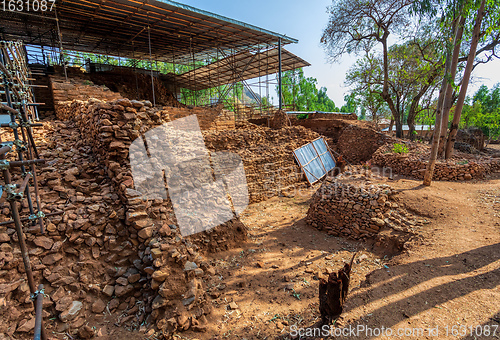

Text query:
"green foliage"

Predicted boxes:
[[297, 113, 309, 119], [345, 34, 441, 131], [279, 68, 339, 112], [461, 83, 500, 140], [392, 143, 409, 154], [340, 93, 357, 113]]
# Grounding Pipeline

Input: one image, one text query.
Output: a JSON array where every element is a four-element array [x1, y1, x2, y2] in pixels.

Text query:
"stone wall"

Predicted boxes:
[[289, 117, 390, 164], [337, 123, 395, 164], [306, 180, 395, 238], [456, 128, 485, 151], [57, 100, 318, 204], [371, 142, 500, 181], [50, 75, 123, 117], [52, 98, 319, 335], [204, 122, 320, 203], [306, 179, 420, 251], [0, 99, 246, 338], [291, 118, 344, 144], [290, 112, 358, 120], [56, 99, 235, 130]]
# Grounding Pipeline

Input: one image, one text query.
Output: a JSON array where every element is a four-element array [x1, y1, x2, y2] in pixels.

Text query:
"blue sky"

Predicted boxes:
[[178, 0, 500, 107]]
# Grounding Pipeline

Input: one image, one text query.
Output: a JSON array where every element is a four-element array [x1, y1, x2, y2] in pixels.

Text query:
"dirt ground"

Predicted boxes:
[[174, 170, 500, 340]]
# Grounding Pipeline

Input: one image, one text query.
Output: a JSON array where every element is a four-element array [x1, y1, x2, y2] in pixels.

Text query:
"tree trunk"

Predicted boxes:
[[380, 35, 403, 139], [423, 27, 458, 185], [395, 119, 403, 139], [319, 253, 356, 325], [445, 0, 486, 159], [438, 16, 466, 156], [408, 122, 416, 140]]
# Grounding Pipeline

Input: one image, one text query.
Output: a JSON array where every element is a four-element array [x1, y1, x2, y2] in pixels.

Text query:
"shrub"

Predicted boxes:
[[392, 143, 409, 154], [297, 113, 309, 120]]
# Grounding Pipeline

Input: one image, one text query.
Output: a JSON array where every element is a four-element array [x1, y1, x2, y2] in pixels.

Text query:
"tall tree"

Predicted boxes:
[[444, 0, 487, 158], [345, 38, 441, 139], [437, 15, 466, 155], [423, 19, 459, 185], [321, 0, 414, 137]]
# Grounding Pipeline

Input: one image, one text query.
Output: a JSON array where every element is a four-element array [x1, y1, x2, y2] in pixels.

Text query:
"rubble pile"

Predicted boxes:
[[0, 120, 151, 338], [0, 96, 324, 338], [269, 110, 291, 129], [306, 178, 421, 247], [371, 142, 500, 181], [0, 102, 248, 338]]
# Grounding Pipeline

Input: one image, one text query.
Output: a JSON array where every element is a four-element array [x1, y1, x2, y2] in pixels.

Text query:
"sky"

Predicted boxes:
[[178, 0, 500, 107]]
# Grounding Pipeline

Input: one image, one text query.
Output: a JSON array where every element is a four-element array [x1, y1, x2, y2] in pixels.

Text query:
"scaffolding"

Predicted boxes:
[[1, 0, 310, 116], [0, 40, 63, 340]]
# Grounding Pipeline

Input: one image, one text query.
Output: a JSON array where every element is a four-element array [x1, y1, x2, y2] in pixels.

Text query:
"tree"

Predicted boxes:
[[340, 93, 357, 113], [345, 37, 441, 138], [280, 68, 339, 112], [437, 14, 466, 156], [461, 84, 500, 143], [423, 19, 458, 185], [357, 89, 391, 125], [321, 0, 414, 137], [444, 0, 487, 158]]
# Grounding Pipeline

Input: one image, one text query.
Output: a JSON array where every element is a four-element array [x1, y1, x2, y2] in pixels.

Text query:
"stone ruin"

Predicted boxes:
[[371, 142, 500, 181], [306, 177, 422, 252], [3, 71, 500, 339], [0, 96, 323, 339]]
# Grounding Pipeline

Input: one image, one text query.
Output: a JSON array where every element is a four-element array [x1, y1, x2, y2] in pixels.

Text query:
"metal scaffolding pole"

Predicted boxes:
[[278, 37, 282, 111], [147, 25, 156, 106]]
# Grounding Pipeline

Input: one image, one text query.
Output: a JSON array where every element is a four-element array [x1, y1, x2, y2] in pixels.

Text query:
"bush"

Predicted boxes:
[[297, 113, 309, 120], [392, 143, 409, 154]]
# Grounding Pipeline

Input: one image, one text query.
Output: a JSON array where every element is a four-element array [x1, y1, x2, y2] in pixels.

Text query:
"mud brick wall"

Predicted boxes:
[[371, 143, 500, 181]]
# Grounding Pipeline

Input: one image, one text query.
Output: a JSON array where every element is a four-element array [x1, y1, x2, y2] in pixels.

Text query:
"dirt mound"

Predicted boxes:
[[269, 110, 291, 129], [89, 70, 184, 107]]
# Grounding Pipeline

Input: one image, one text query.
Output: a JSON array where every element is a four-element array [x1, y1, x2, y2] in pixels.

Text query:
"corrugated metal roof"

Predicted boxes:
[[382, 125, 434, 132], [293, 137, 336, 185], [1, 0, 298, 64], [170, 48, 309, 91]]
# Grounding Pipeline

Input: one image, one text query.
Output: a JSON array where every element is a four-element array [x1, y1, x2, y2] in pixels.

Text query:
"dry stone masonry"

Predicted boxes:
[[306, 176, 422, 251], [371, 142, 500, 181]]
